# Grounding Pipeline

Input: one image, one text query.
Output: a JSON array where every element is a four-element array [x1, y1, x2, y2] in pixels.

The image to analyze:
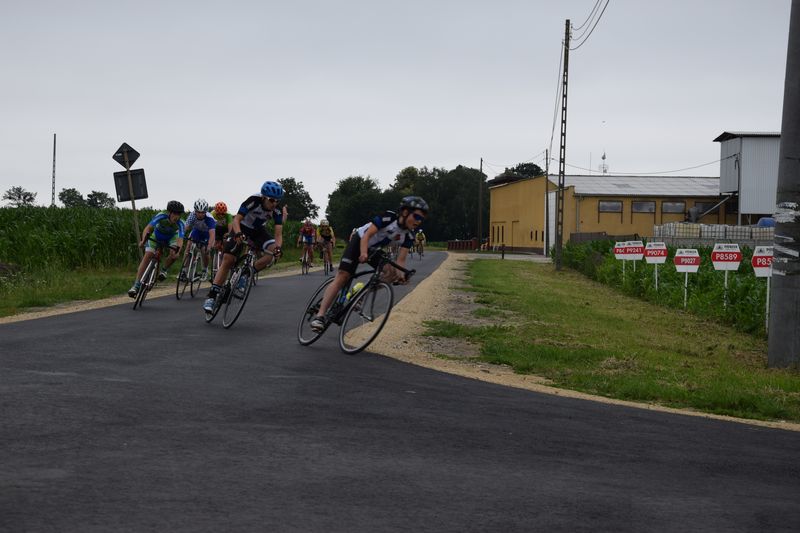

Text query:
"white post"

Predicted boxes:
[[724, 270, 729, 309], [684, 272, 689, 309], [654, 264, 659, 291], [633, 259, 636, 272], [622, 259, 626, 282]]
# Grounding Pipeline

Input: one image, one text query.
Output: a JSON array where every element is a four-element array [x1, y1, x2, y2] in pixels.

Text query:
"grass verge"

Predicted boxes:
[[423, 260, 800, 423]]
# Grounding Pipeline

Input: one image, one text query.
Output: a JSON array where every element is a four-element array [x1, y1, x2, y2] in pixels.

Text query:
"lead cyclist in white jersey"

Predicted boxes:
[[309, 196, 428, 332]]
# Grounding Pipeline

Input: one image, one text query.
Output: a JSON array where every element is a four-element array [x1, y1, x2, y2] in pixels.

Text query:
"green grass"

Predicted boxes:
[[424, 260, 800, 423]]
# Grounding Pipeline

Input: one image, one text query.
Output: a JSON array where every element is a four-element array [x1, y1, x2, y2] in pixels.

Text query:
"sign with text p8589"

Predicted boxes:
[[711, 243, 742, 271]]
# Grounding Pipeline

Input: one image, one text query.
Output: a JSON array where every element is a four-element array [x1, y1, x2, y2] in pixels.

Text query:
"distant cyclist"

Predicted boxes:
[[414, 228, 426, 256], [203, 181, 285, 314], [316, 219, 336, 268], [309, 196, 428, 332], [128, 200, 185, 297], [211, 201, 234, 251], [181, 198, 216, 281], [297, 218, 316, 268]]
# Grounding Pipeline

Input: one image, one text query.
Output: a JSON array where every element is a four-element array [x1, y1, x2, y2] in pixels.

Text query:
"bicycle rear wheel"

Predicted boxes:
[[176, 251, 192, 300], [222, 265, 253, 329], [339, 281, 393, 354], [133, 259, 157, 310], [301, 252, 309, 275], [297, 276, 335, 345], [189, 250, 202, 297]]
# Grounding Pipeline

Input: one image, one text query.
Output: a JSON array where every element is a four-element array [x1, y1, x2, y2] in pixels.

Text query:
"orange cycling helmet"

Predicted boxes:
[[214, 201, 227, 215]]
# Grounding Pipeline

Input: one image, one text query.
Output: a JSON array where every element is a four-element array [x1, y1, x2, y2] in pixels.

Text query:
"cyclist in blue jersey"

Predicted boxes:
[[128, 200, 185, 297], [180, 198, 217, 281], [202, 181, 285, 314], [309, 196, 428, 332]]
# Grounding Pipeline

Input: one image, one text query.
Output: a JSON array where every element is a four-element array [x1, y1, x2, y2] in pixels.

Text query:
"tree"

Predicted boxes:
[[510, 162, 545, 177], [278, 177, 319, 221], [86, 191, 115, 209], [59, 188, 86, 207], [3, 186, 37, 207], [326, 176, 383, 237]]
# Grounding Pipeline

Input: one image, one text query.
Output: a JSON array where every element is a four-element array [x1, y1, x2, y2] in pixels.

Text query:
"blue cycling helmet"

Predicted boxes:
[[261, 180, 284, 200]]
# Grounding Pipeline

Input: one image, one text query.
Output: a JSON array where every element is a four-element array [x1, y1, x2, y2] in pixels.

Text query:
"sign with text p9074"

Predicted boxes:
[[644, 242, 668, 264]]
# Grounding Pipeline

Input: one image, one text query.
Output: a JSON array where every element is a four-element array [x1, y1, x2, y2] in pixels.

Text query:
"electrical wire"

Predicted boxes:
[[572, 0, 602, 31], [483, 150, 547, 172], [570, 0, 610, 50], [550, 153, 737, 175], [548, 40, 565, 160]]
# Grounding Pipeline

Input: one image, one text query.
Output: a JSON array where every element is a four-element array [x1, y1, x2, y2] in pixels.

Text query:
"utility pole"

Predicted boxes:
[[478, 158, 483, 250], [768, 0, 800, 368], [555, 19, 570, 270], [51, 133, 56, 207], [544, 148, 550, 257]]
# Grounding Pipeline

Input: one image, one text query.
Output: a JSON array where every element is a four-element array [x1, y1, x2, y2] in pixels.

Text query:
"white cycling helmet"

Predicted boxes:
[[320, 219, 329, 226], [194, 198, 209, 212]]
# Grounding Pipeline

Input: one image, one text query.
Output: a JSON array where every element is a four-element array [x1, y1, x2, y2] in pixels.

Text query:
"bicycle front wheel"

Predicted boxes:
[[339, 281, 394, 354], [188, 250, 202, 297], [134, 259, 157, 310], [176, 252, 192, 300], [222, 265, 253, 329], [297, 276, 335, 345]]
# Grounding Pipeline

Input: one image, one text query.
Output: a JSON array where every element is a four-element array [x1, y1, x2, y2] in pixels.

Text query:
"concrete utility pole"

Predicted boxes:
[[51, 133, 56, 207], [555, 19, 570, 270], [768, 0, 800, 368], [545, 148, 550, 257], [478, 158, 483, 249]]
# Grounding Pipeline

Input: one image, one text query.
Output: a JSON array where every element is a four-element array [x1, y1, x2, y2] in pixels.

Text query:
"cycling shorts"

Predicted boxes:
[[338, 233, 382, 275], [223, 225, 275, 256], [145, 234, 179, 254]]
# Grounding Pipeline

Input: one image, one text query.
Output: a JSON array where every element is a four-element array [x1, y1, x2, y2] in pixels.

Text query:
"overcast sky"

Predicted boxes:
[[0, 0, 791, 215]]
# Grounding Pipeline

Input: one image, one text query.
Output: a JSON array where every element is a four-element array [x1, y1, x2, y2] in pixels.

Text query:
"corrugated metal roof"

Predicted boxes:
[[549, 174, 721, 197], [713, 131, 780, 142]]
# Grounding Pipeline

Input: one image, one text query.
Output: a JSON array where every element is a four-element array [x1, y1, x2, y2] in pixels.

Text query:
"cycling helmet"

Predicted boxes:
[[261, 180, 284, 200], [193, 198, 208, 212], [166, 200, 184, 214], [214, 201, 227, 215], [320, 219, 329, 226], [399, 195, 429, 214]]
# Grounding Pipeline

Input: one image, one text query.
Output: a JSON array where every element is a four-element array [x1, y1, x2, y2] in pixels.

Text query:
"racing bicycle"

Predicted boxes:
[[132, 242, 173, 310], [297, 249, 415, 354], [176, 239, 207, 299], [205, 239, 278, 329]]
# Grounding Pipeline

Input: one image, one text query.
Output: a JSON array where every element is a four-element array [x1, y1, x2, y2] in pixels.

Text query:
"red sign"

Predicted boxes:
[[711, 243, 742, 271], [625, 241, 645, 261], [644, 242, 668, 264], [613, 242, 626, 260], [673, 249, 701, 273], [751, 246, 773, 278]]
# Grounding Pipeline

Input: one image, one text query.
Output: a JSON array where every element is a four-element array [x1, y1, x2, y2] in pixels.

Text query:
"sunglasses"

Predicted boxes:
[[265, 197, 278, 203], [412, 213, 425, 222]]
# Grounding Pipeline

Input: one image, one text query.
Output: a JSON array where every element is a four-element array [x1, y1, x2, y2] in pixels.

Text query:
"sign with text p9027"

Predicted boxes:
[[673, 249, 701, 273]]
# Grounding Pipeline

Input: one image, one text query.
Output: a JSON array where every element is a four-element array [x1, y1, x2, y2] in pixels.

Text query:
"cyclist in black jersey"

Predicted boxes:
[[202, 181, 285, 314], [309, 196, 428, 332]]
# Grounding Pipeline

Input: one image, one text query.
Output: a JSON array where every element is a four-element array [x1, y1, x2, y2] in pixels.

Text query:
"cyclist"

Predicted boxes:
[[202, 181, 285, 314], [316, 219, 336, 269], [210, 201, 234, 274], [309, 196, 428, 332], [414, 228, 426, 256], [128, 200, 185, 297], [297, 218, 316, 268], [181, 198, 216, 281]]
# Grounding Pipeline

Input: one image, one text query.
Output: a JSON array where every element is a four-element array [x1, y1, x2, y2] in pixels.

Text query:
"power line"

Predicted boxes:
[[572, 0, 602, 32], [548, 40, 565, 159], [550, 153, 737, 175], [570, 0, 610, 50]]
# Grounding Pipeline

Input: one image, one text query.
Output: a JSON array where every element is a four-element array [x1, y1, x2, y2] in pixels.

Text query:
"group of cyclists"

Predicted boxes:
[[126, 179, 430, 329]]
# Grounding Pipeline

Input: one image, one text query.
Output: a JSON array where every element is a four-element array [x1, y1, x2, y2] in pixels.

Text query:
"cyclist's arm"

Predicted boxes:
[[273, 223, 283, 251], [140, 224, 154, 247], [231, 213, 244, 237], [359, 223, 378, 262]]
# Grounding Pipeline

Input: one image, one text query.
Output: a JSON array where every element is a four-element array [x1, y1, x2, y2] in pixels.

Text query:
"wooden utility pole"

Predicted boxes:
[[555, 19, 570, 270], [544, 148, 550, 257], [51, 133, 56, 207], [768, 0, 800, 367]]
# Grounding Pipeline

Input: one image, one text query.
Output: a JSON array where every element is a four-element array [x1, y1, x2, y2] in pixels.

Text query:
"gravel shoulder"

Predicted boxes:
[[3, 253, 798, 432]]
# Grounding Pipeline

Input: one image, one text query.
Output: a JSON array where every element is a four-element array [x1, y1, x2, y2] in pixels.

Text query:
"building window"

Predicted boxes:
[[662, 201, 685, 214], [598, 200, 623, 213], [694, 201, 720, 215], [632, 201, 656, 213]]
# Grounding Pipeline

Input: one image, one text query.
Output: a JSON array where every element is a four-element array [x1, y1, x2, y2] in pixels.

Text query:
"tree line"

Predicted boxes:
[[3, 161, 542, 242]]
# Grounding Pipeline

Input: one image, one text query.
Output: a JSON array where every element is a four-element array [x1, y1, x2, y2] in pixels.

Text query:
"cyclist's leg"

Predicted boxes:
[[253, 228, 276, 271], [312, 235, 359, 327]]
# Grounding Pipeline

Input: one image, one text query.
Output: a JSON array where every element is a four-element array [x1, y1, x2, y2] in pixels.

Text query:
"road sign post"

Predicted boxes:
[[674, 249, 701, 309], [626, 240, 644, 273], [614, 242, 627, 281], [711, 243, 743, 309], [645, 242, 668, 290], [751, 246, 774, 334], [112, 143, 144, 259]]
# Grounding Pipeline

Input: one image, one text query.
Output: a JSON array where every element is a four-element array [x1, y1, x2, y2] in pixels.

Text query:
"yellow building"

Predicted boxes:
[[488, 174, 735, 253]]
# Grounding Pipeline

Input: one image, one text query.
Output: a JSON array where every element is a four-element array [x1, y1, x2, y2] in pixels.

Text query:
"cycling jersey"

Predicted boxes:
[[237, 195, 284, 229], [356, 211, 414, 249], [184, 211, 217, 243], [415, 232, 426, 242], [299, 224, 315, 243], [317, 226, 335, 242], [148, 212, 185, 243], [211, 210, 234, 230]]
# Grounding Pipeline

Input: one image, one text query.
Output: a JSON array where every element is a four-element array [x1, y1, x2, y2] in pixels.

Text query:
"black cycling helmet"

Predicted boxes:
[[399, 195, 429, 214], [166, 200, 184, 214]]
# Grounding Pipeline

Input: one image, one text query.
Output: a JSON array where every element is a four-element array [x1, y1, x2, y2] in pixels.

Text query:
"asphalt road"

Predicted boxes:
[[1, 251, 799, 532]]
